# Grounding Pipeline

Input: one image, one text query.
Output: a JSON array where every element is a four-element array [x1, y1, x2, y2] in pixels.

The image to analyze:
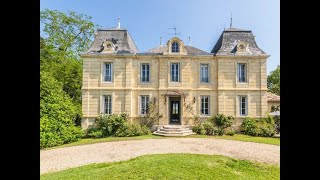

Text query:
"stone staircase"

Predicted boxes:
[[153, 125, 195, 137]]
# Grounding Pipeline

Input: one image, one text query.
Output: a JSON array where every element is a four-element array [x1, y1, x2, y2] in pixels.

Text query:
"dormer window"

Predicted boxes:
[[172, 42, 179, 53], [102, 41, 115, 53]]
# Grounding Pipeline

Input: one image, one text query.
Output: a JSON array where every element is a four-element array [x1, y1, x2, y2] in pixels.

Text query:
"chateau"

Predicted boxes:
[[81, 22, 270, 131]]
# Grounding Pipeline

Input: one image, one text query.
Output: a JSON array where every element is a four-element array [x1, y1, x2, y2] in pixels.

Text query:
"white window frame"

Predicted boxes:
[[237, 63, 247, 83], [103, 95, 112, 114], [140, 63, 150, 83], [200, 96, 210, 116], [140, 95, 150, 115], [239, 96, 248, 116], [104, 62, 113, 82], [170, 63, 180, 82], [200, 64, 209, 83]]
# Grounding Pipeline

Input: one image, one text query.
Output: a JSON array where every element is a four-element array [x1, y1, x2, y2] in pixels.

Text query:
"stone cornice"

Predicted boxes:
[[81, 53, 269, 59], [82, 87, 268, 91]]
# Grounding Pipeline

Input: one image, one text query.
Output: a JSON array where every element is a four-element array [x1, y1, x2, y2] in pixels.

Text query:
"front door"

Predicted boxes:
[[170, 99, 180, 124]]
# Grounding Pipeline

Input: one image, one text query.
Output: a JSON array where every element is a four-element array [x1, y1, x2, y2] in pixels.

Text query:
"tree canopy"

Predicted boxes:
[[40, 9, 96, 58], [267, 65, 280, 95]]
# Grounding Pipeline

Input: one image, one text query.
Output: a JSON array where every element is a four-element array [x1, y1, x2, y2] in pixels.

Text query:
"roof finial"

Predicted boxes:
[[188, 36, 191, 46], [230, 13, 232, 28], [117, 17, 121, 29], [160, 36, 162, 47]]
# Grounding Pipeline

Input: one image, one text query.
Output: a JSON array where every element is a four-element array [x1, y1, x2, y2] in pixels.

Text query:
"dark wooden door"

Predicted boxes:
[[170, 101, 180, 124]]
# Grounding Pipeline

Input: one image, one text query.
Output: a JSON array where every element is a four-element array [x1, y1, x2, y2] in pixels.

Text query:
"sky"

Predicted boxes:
[[40, 0, 279, 74]]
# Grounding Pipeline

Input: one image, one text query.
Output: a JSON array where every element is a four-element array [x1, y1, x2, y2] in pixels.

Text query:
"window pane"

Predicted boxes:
[[104, 95, 112, 114], [238, 63, 246, 82], [105, 63, 112, 82], [201, 64, 209, 83], [141, 64, 150, 82], [172, 42, 179, 53], [171, 63, 179, 82], [239, 96, 247, 115]]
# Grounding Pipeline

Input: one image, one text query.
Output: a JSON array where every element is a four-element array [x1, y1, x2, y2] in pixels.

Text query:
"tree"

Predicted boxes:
[[40, 9, 99, 147], [40, 9, 98, 105], [267, 65, 280, 95], [40, 9, 96, 58], [40, 71, 83, 149]]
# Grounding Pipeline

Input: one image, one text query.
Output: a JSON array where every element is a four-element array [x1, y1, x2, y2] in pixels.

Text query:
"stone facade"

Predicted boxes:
[[81, 26, 269, 131]]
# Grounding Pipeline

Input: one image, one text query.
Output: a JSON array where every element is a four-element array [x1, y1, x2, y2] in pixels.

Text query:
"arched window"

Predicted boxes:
[[171, 42, 179, 53]]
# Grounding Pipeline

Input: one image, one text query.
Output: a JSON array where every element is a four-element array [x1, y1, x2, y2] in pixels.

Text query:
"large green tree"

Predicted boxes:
[[267, 65, 280, 95], [40, 9, 97, 103], [40, 9, 96, 57], [40, 9, 98, 148]]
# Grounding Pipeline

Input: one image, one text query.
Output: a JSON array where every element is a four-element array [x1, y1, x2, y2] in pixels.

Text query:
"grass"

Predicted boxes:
[[194, 134, 280, 146], [42, 134, 279, 150], [44, 134, 165, 150], [41, 154, 280, 180]]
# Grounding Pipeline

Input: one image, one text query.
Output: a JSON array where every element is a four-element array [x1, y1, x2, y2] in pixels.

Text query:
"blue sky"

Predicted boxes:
[[40, 0, 279, 74]]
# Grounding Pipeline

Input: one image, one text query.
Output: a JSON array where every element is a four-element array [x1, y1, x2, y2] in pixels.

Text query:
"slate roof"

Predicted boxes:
[[267, 92, 280, 102], [146, 45, 210, 55], [86, 28, 139, 54], [211, 27, 265, 55]]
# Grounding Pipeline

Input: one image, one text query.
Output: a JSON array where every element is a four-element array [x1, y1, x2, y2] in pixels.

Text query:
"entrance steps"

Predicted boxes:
[[153, 125, 195, 137]]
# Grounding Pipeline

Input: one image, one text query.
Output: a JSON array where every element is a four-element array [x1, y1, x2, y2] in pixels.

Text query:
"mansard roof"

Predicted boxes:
[[146, 45, 210, 55], [83, 25, 267, 57], [211, 27, 265, 55], [86, 28, 139, 54]]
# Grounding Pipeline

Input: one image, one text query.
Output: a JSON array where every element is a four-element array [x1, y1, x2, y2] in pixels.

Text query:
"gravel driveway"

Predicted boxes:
[[40, 138, 280, 174]]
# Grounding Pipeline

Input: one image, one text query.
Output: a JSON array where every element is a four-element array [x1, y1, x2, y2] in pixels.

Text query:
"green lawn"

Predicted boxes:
[[201, 134, 280, 145], [43, 134, 279, 150], [44, 134, 165, 150], [41, 154, 280, 180]]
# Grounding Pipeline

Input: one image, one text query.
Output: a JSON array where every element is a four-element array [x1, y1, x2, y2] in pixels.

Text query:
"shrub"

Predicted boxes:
[[225, 130, 235, 136], [115, 123, 150, 137], [87, 128, 104, 138], [242, 116, 275, 137], [210, 114, 234, 136], [94, 113, 128, 137], [202, 121, 216, 135], [192, 121, 218, 136], [86, 113, 150, 138], [192, 124, 204, 135], [40, 72, 83, 149], [200, 129, 207, 135]]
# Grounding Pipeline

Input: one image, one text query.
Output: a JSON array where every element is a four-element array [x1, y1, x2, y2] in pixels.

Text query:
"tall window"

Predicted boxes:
[[171, 63, 180, 82], [172, 42, 179, 53], [104, 95, 112, 114], [141, 63, 150, 83], [237, 63, 247, 82], [200, 64, 209, 83], [104, 63, 113, 82], [201, 96, 210, 115], [239, 96, 247, 116], [141, 96, 150, 115]]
